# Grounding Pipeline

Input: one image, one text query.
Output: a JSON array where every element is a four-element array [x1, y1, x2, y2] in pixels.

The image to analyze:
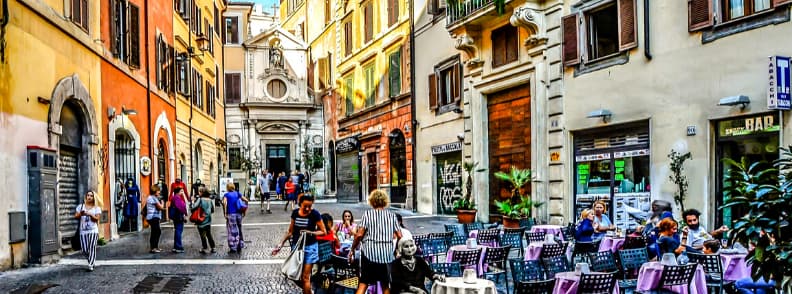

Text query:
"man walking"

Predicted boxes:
[[258, 169, 273, 213]]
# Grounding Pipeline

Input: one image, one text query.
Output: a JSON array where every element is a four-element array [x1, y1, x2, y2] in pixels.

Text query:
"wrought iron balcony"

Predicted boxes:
[[446, 0, 495, 27]]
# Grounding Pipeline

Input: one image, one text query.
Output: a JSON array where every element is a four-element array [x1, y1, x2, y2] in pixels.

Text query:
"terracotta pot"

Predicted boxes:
[[503, 216, 521, 228], [456, 210, 477, 224]]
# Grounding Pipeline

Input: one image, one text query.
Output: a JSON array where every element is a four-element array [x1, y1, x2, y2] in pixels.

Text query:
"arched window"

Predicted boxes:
[[157, 140, 167, 183], [194, 142, 203, 182], [115, 131, 136, 186]]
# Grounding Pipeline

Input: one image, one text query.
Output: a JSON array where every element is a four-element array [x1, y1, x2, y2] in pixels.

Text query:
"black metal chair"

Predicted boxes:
[[430, 261, 463, 277], [509, 259, 547, 282], [317, 241, 334, 265], [525, 232, 545, 243], [519, 218, 536, 230], [445, 224, 467, 246], [623, 235, 648, 249], [562, 223, 576, 242], [589, 251, 620, 273], [514, 279, 555, 294], [412, 233, 432, 257], [465, 222, 485, 234], [542, 255, 571, 277], [617, 248, 649, 293], [578, 272, 617, 294], [482, 246, 511, 292], [431, 231, 454, 249], [451, 247, 482, 274], [572, 240, 601, 264], [540, 242, 566, 259], [645, 263, 698, 294], [420, 237, 449, 263], [688, 252, 731, 294], [501, 227, 525, 258], [329, 254, 358, 294], [476, 228, 500, 246]]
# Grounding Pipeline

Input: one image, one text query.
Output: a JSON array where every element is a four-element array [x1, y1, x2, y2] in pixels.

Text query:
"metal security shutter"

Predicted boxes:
[[58, 149, 80, 242], [336, 152, 360, 203]]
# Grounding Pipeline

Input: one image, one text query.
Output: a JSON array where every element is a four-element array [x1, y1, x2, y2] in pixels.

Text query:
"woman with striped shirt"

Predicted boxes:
[[349, 189, 402, 294]]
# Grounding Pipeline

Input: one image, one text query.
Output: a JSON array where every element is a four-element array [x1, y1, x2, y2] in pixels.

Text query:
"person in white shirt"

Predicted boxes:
[[258, 169, 273, 213], [682, 209, 728, 251], [74, 190, 102, 272]]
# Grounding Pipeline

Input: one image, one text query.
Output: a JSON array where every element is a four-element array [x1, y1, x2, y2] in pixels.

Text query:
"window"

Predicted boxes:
[[562, 0, 637, 66], [324, 0, 331, 26], [344, 74, 354, 116], [724, 0, 773, 21], [224, 17, 239, 44], [205, 19, 213, 54], [388, 0, 399, 26], [364, 2, 374, 43], [364, 63, 376, 107], [192, 69, 203, 109], [388, 49, 402, 98], [229, 148, 241, 170], [311, 147, 323, 169], [214, 5, 220, 32], [428, 0, 447, 15], [110, 0, 141, 68], [429, 56, 462, 113], [156, 35, 175, 94], [69, 0, 89, 31], [177, 53, 189, 95], [205, 81, 215, 116], [288, 0, 304, 15], [491, 25, 518, 67], [174, 0, 187, 18], [344, 21, 353, 56], [267, 79, 287, 99], [224, 73, 241, 104]]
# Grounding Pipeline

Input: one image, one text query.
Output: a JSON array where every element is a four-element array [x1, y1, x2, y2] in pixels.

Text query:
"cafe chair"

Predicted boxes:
[[578, 272, 618, 294], [542, 255, 571, 277], [519, 217, 536, 230], [465, 222, 485, 235], [317, 241, 334, 265], [525, 232, 545, 243], [431, 231, 454, 248], [589, 251, 619, 273], [501, 228, 526, 258], [514, 279, 555, 294], [430, 262, 463, 277], [413, 233, 432, 257], [562, 223, 576, 242], [476, 228, 501, 247], [482, 245, 511, 292], [641, 263, 698, 294], [617, 248, 649, 294], [623, 235, 648, 249], [687, 252, 731, 294], [540, 242, 566, 259], [451, 247, 482, 274], [329, 254, 359, 294], [509, 259, 547, 282], [421, 235, 451, 263], [444, 224, 467, 246], [485, 222, 501, 229], [572, 240, 601, 264]]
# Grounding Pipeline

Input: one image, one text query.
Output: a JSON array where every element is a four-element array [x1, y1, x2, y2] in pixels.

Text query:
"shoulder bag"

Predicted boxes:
[[190, 200, 207, 223], [281, 232, 306, 280]]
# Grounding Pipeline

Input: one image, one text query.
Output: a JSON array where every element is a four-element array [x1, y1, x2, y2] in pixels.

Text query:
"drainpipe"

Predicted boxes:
[[144, 0, 153, 178], [1, 0, 8, 62], [188, 14, 194, 186], [409, 0, 417, 212], [644, 0, 652, 60]]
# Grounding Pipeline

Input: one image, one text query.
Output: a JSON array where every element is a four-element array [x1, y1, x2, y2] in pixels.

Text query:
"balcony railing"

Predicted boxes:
[[446, 0, 495, 27]]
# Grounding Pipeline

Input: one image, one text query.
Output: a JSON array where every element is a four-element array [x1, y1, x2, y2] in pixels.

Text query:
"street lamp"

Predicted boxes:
[[190, 34, 210, 57]]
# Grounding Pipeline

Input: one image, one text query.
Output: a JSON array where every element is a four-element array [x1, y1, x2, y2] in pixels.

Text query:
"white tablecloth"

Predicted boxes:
[[431, 277, 497, 294]]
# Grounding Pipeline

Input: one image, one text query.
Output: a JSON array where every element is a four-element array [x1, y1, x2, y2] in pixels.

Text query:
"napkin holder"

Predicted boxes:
[[466, 238, 478, 249], [574, 263, 591, 275], [462, 268, 477, 284], [660, 253, 678, 266], [543, 233, 556, 244]]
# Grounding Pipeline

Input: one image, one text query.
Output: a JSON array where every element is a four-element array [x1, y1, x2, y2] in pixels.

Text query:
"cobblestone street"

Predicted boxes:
[[0, 202, 453, 293]]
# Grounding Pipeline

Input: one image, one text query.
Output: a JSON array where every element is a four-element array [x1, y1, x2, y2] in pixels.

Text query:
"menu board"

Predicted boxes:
[[336, 152, 360, 203]]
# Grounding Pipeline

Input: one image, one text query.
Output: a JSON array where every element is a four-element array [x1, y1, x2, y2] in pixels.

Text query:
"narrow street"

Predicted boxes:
[[0, 202, 452, 293]]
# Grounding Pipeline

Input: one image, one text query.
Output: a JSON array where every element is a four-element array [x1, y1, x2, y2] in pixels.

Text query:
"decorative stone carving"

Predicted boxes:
[[228, 134, 241, 144], [510, 5, 548, 49], [256, 121, 299, 133], [270, 47, 284, 68], [453, 34, 484, 67]]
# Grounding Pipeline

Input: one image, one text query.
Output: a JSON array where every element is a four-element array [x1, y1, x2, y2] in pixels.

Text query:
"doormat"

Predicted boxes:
[[133, 274, 191, 293]]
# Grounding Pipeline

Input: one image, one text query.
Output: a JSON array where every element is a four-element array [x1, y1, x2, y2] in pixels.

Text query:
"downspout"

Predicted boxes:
[[221, 5, 228, 183], [144, 0, 153, 175], [643, 0, 652, 60], [1, 0, 8, 62], [188, 14, 194, 185], [409, 0, 417, 212]]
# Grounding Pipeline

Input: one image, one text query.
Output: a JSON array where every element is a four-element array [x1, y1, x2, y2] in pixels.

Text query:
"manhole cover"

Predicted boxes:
[[133, 274, 191, 293], [10, 283, 58, 294]]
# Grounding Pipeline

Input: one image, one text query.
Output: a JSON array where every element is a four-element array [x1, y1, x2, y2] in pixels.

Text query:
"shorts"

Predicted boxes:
[[359, 255, 391, 287], [260, 191, 270, 200], [300, 242, 319, 264]]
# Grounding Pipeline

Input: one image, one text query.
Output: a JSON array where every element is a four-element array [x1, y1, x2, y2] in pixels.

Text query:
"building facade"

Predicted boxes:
[[445, 0, 566, 222], [561, 0, 792, 229]]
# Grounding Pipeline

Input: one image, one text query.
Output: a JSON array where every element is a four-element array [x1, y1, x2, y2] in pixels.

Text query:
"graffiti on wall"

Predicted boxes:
[[436, 153, 462, 214]]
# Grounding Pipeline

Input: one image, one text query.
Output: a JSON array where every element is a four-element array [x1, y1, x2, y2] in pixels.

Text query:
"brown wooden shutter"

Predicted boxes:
[[453, 63, 462, 105], [562, 14, 580, 66], [428, 73, 438, 110], [129, 4, 140, 68], [428, 0, 438, 15], [617, 0, 637, 51], [234, 74, 241, 103], [505, 26, 518, 64], [71, 0, 79, 23], [344, 22, 352, 56], [774, 0, 792, 6], [491, 29, 504, 67], [231, 17, 239, 44], [365, 3, 373, 42], [388, 0, 398, 26], [110, 0, 118, 56], [155, 37, 161, 88], [688, 0, 713, 31], [80, 0, 88, 30]]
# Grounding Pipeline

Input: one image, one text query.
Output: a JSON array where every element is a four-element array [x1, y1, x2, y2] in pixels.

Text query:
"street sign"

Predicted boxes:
[[768, 55, 791, 110]]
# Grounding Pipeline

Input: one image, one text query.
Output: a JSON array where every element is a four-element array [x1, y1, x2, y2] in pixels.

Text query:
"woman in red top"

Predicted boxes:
[[284, 178, 296, 211]]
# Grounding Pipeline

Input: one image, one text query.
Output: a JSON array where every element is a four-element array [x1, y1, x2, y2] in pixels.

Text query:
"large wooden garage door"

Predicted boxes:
[[487, 86, 531, 213], [58, 149, 80, 245]]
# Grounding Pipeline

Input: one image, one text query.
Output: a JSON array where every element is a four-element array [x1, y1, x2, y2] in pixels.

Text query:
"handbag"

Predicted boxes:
[[281, 232, 306, 280], [71, 205, 83, 250], [190, 200, 206, 223], [237, 197, 248, 214]]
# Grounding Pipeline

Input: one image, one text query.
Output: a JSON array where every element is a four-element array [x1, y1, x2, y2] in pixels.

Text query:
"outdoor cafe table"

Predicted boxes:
[[447, 244, 488, 276], [722, 253, 750, 281], [524, 242, 573, 261], [530, 225, 564, 241], [552, 271, 619, 294], [636, 262, 708, 294], [598, 236, 625, 252], [430, 277, 497, 294]]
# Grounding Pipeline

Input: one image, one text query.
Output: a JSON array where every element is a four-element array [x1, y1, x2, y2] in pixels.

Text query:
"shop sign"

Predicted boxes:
[[768, 55, 791, 110], [336, 137, 359, 153], [431, 142, 462, 155], [719, 113, 780, 137]]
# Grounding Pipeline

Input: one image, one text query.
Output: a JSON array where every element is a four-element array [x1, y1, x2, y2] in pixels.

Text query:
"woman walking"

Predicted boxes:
[[168, 187, 189, 253], [284, 177, 297, 211], [272, 195, 327, 294], [277, 172, 288, 200], [145, 184, 165, 253], [193, 187, 216, 254], [74, 191, 101, 271], [349, 189, 403, 294], [223, 183, 247, 253]]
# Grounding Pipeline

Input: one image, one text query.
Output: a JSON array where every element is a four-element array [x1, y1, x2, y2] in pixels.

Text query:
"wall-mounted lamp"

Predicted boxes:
[[718, 95, 750, 109], [189, 34, 210, 57], [587, 109, 612, 123], [457, 133, 465, 142], [108, 106, 138, 120]]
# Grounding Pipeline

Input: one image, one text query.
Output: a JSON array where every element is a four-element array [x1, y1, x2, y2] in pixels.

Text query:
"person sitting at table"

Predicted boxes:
[[656, 218, 686, 257], [700, 239, 721, 255], [682, 209, 729, 252], [316, 213, 340, 254], [391, 238, 445, 294], [591, 200, 616, 240], [575, 209, 595, 242]]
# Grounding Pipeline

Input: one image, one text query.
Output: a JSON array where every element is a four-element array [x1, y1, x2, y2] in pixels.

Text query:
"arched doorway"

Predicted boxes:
[[194, 141, 203, 185], [58, 101, 84, 246], [328, 141, 336, 192], [389, 130, 407, 204], [115, 130, 138, 233], [157, 140, 167, 185]]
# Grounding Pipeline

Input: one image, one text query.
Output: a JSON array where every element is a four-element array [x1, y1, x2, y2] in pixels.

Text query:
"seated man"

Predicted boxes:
[[703, 239, 775, 294], [391, 238, 444, 294], [682, 209, 728, 252]]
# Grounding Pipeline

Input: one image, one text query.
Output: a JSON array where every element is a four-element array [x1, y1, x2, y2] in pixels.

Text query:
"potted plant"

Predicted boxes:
[[454, 161, 485, 224], [494, 166, 544, 227], [722, 148, 792, 291]]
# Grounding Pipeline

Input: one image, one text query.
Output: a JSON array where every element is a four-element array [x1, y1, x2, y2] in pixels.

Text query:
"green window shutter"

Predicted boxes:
[[345, 77, 354, 116], [389, 50, 401, 98]]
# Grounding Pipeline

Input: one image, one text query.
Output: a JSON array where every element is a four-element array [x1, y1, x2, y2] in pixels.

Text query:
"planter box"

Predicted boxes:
[[456, 210, 477, 224]]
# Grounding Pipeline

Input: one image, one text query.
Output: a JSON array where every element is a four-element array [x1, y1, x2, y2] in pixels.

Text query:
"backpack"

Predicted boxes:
[[169, 194, 186, 222], [190, 200, 206, 223]]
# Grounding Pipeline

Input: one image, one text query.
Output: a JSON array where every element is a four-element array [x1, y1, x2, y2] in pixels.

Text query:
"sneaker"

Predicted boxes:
[[267, 210, 272, 214], [210, 248, 217, 253], [199, 249, 208, 254], [88, 266, 94, 272], [150, 249, 160, 253], [173, 248, 185, 253]]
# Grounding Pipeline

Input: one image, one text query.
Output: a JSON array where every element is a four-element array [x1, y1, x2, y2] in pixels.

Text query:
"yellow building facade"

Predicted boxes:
[[1, 0, 104, 269], [173, 0, 226, 192]]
